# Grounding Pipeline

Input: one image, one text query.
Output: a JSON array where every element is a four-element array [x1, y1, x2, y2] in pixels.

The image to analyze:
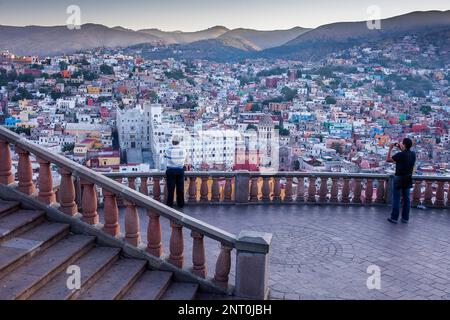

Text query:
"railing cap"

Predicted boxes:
[[236, 230, 272, 254]]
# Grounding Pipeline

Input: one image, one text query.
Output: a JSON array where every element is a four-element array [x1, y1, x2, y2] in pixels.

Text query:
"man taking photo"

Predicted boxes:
[[386, 138, 416, 224]]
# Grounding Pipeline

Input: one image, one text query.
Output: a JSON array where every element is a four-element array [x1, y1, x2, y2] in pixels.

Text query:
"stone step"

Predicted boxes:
[[77, 258, 147, 300], [30, 247, 121, 300], [0, 200, 20, 218], [122, 270, 173, 300], [0, 210, 45, 243], [0, 222, 70, 279], [0, 234, 95, 300], [161, 282, 199, 300]]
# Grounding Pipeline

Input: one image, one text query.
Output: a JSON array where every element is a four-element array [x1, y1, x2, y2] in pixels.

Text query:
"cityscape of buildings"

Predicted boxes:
[[1, 32, 449, 177]]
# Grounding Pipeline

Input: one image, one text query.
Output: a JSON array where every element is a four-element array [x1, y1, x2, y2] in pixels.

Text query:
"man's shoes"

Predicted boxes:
[[387, 218, 398, 224], [401, 219, 409, 224]]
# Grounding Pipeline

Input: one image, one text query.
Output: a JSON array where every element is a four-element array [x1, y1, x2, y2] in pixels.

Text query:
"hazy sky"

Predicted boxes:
[[0, 0, 448, 31]]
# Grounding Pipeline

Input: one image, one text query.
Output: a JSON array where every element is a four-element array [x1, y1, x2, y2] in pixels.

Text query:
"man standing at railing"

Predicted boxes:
[[386, 138, 416, 224], [164, 136, 187, 209]]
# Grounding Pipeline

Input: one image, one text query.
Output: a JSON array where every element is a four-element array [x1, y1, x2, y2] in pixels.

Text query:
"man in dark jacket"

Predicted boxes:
[[386, 138, 416, 224]]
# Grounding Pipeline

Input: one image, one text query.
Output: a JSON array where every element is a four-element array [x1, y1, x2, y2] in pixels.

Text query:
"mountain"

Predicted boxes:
[[219, 27, 311, 50], [262, 10, 450, 60], [138, 26, 229, 44], [0, 24, 163, 56], [130, 38, 257, 62]]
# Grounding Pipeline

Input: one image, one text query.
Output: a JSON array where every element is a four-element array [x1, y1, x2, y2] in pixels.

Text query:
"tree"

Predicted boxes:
[[62, 143, 75, 153], [420, 105, 432, 115], [325, 96, 337, 105], [59, 61, 68, 71], [17, 73, 35, 83], [50, 91, 64, 100], [164, 69, 186, 80], [149, 91, 158, 103], [331, 142, 343, 154], [8, 126, 31, 136], [100, 64, 114, 75], [281, 87, 297, 101]]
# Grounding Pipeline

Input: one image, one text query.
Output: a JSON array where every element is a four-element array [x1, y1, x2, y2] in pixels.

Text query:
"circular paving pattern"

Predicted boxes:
[[246, 224, 355, 269]]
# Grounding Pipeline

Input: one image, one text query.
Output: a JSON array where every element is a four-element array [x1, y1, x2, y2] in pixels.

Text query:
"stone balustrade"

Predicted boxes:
[[0, 127, 272, 299], [104, 171, 450, 209]]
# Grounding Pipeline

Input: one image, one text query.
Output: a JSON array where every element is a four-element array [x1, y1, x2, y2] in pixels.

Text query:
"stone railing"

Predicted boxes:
[[0, 127, 272, 300], [104, 171, 450, 209]]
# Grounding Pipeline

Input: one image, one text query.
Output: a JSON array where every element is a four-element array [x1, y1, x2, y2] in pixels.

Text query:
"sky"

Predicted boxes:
[[0, 0, 448, 31]]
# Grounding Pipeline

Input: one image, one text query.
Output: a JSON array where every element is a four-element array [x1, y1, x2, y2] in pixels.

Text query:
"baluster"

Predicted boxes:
[[376, 179, 386, 203], [212, 177, 220, 202], [307, 176, 316, 203], [352, 179, 362, 204], [0, 139, 14, 185], [16, 147, 36, 195], [37, 158, 55, 204], [124, 200, 140, 246], [103, 189, 120, 236], [296, 177, 305, 202], [191, 231, 207, 278], [412, 180, 422, 206], [147, 210, 163, 257], [214, 245, 232, 288], [273, 177, 281, 202], [58, 168, 78, 216], [365, 179, 374, 204], [250, 177, 259, 202], [153, 177, 161, 201], [59, 168, 78, 217], [81, 180, 99, 225], [168, 222, 184, 268], [435, 181, 445, 207], [200, 176, 209, 203], [342, 178, 350, 203], [319, 177, 328, 203], [188, 176, 198, 203], [330, 177, 339, 203], [424, 181, 433, 206], [224, 177, 232, 202], [284, 177, 293, 202], [261, 177, 271, 201], [128, 177, 136, 190], [139, 177, 148, 195]]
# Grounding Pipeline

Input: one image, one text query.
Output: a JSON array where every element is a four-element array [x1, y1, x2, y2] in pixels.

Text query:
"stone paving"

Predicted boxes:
[[110, 204, 450, 300]]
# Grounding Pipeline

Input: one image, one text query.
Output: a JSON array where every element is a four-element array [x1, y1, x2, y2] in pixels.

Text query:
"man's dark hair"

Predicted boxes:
[[403, 138, 413, 150], [172, 140, 180, 146]]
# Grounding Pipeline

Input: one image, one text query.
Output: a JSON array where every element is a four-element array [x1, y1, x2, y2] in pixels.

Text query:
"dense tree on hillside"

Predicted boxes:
[[59, 61, 68, 71], [281, 86, 297, 101], [164, 69, 186, 80], [325, 96, 337, 105], [256, 67, 287, 77], [100, 64, 114, 75]]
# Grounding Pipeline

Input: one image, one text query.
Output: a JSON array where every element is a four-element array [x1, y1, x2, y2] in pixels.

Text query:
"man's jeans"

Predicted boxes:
[[166, 167, 185, 209], [391, 176, 411, 221]]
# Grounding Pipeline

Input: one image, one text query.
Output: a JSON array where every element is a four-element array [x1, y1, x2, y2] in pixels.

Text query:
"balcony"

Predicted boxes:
[[1, 126, 449, 300]]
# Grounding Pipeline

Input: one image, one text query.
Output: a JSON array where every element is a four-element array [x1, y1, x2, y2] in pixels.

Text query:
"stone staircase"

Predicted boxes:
[[0, 199, 198, 300]]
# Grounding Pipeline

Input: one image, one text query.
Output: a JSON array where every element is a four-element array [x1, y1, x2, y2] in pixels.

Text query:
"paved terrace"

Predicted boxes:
[[113, 204, 450, 300]]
